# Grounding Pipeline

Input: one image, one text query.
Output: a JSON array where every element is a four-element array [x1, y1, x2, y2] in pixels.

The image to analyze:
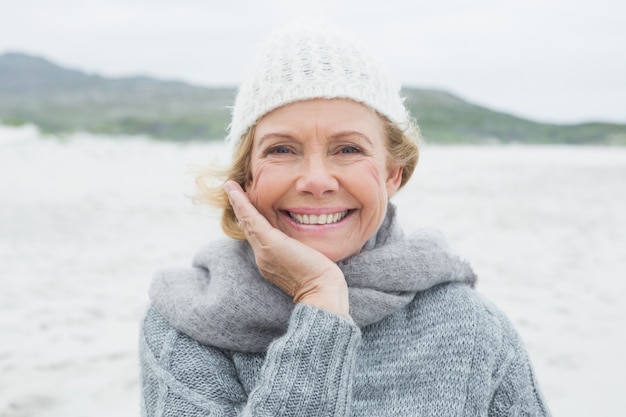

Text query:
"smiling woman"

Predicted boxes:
[[139, 23, 551, 416]]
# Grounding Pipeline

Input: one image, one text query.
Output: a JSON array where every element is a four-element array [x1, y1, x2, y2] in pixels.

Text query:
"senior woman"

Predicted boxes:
[[140, 24, 550, 416]]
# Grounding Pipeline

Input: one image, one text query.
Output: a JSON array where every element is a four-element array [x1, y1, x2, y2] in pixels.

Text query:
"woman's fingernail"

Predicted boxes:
[[223, 181, 234, 193]]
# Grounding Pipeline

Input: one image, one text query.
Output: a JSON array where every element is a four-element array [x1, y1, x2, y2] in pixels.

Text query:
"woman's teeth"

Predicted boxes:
[[289, 210, 349, 225]]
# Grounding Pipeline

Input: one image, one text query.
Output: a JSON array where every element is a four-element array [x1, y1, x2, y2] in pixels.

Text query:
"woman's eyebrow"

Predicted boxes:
[[256, 132, 296, 145], [257, 131, 374, 146], [329, 131, 373, 146]]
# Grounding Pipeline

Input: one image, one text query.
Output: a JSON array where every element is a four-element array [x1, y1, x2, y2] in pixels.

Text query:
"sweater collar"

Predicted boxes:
[[150, 204, 476, 352]]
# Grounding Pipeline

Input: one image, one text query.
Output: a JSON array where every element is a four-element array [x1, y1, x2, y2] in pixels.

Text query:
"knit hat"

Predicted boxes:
[[226, 23, 411, 146]]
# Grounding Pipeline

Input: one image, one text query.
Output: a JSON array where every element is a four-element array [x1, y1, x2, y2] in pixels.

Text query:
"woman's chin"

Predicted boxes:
[[295, 238, 357, 262]]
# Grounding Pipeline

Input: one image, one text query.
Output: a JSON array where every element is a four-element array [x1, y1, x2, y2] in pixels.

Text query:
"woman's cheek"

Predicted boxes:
[[358, 160, 389, 190], [246, 164, 278, 218], [246, 162, 265, 197]]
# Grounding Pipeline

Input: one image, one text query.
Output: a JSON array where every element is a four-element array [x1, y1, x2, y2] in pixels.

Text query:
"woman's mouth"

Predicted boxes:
[[288, 210, 349, 225]]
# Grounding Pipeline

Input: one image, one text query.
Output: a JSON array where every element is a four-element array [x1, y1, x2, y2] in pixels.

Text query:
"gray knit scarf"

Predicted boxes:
[[149, 204, 477, 353]]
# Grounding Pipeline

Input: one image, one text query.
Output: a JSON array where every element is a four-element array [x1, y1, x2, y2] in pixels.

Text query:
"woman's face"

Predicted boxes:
[[247, 98, 403, 262]]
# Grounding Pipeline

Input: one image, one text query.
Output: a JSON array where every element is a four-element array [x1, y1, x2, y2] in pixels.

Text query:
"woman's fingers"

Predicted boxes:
[[224, 180, 300, 293], [224, 180, 273, 247]]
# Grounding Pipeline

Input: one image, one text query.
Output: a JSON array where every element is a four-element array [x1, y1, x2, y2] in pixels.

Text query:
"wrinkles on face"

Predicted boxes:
[[245, 99, 401, 262]]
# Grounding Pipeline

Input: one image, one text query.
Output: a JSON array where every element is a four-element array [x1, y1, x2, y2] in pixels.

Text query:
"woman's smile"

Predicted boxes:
[[285, 209, 351, 225]]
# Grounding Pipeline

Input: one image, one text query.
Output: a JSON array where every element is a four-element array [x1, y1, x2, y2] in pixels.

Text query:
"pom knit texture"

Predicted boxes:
[[227, 24, 410, 146]]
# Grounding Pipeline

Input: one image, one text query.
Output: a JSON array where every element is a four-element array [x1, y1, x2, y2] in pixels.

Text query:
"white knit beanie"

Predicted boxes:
[[226, 23, 412, 146]]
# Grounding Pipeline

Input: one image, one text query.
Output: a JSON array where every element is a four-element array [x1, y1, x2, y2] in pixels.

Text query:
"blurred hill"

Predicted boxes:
[[1, 52, 625, 144]]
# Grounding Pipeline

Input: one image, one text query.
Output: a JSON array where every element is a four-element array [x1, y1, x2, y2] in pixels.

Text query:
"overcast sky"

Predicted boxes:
[[1, 0, 625, 124]]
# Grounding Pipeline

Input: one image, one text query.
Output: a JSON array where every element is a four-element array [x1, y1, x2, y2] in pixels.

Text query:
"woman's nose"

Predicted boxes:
[[295, 154, 339, 198]]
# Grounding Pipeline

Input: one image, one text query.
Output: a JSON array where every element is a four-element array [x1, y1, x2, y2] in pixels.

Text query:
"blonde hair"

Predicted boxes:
[[194, 116, 420, 240]]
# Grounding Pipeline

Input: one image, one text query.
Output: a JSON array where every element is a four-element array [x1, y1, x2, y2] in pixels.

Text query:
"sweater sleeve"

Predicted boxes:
[[487, 316, 551, 417], [140, 303, 362, 417]]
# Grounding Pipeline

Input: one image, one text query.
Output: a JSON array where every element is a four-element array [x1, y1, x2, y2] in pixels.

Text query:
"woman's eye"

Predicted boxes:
[[340, 146, 361, 154], [269, 146, 291, 154]]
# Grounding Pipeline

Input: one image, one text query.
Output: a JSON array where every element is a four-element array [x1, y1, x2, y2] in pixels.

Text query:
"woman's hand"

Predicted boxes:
[[224, 181, 349, 318]]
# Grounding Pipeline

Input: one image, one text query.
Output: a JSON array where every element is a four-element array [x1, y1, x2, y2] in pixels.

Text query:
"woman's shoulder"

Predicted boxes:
[[418, 282, 512, 322], [403, 282, 524, 351], [411, 284, 549, 415], [141, 305, 186, 357], [140, 305, 222, 360]]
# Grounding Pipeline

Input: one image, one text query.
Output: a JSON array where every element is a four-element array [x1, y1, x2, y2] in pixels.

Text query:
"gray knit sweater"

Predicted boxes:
[[141, 284, 549, 416], [140, 207, 550, 416]]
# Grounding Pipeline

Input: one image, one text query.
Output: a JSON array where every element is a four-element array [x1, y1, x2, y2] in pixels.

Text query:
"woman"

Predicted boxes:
[[140, 24, 551, 416]]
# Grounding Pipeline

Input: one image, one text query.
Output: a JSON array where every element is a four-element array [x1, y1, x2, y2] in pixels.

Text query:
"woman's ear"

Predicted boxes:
[[386, 165, 403, 197]]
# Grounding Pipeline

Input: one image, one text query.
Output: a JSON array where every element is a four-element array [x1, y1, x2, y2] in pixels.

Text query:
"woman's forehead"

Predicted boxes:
[[254, 98, 384, 138]]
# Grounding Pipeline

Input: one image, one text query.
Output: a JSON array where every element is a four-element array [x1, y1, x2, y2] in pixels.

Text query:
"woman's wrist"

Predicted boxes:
[[293, 276, 350, 318]]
